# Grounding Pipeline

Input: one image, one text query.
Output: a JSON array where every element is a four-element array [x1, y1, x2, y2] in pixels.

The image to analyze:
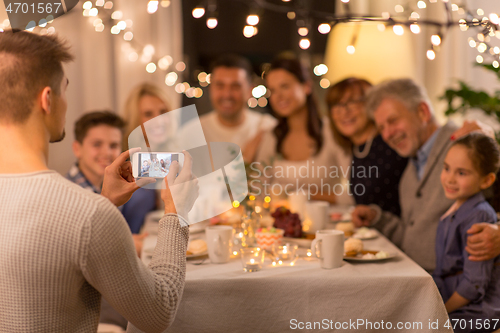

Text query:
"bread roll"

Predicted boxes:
[[188, 239, 207, 255]]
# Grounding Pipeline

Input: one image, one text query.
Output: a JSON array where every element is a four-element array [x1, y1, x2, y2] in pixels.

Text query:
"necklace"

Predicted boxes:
[[353, 136, 374, 159]]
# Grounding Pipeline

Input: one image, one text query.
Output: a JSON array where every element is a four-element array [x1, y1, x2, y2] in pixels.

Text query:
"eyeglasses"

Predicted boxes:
[[331, 98, 364, 114]]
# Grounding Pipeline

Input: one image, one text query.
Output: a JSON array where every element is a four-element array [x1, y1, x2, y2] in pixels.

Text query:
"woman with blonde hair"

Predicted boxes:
[[122, 82, 178, 152]]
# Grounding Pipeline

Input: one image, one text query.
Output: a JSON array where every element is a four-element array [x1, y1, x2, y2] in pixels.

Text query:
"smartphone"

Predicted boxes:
[[132, 152, 184, 178]]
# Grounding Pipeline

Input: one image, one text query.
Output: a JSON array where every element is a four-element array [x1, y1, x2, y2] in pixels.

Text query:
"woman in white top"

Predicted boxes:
[[253, 56, 352, 204]]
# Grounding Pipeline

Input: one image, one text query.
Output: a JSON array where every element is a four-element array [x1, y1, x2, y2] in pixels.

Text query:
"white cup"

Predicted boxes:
[[288, 191, 307, 218], [205, 226, 233, 264], [303, 201, 329, 234], [311, 230, 344, 269]]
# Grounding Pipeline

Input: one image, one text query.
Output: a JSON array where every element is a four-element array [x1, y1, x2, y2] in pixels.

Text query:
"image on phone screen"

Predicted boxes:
[[137, 153, 179, 178]]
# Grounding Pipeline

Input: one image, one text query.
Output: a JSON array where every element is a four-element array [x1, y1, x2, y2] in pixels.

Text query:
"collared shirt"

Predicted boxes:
[[411, 127, 440, 180], [432, 192, 499, 306], [66, 163, 101, 194]]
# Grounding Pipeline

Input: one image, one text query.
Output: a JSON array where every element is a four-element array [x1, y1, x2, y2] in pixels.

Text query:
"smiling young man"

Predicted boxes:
[[0, 30, 197, 333], [351, 78, 500, 272], [67, 111, 125, 192]]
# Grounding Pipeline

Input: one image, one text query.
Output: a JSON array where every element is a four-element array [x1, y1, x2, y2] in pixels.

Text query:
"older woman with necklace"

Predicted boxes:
[[326, 78, 408, 216]]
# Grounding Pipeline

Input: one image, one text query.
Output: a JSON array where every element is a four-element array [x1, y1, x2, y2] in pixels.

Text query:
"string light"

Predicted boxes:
[[431, 34, 441, 46], [319, 78, 330, 89], [410, 24, 421, 34], [346, 45, 355, 54], [252, 85, 267, 98], [147, 0, 159, 14], [248, 97, 258, 108], [243, 25, 257, 38], [124, 31, 133, 41], [175, 61, 186, 71], [313, 64, 328, 76], [192, 6, 205, 18], [207, 17, 218, 29], [426, 49, 436, 60], [83, 1, 92, 10], [247, 15, 259, 26], [146, 63, 157, 73], [298, 27, 308, 36], [299, 38, 310, 49], [417, 1, 426, 9], [393, 25, 404, 36], [318, 23, 331, 34]]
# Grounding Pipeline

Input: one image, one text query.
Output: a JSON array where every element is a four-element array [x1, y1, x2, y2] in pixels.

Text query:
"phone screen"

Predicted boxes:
[[137, 153, 179, 178]]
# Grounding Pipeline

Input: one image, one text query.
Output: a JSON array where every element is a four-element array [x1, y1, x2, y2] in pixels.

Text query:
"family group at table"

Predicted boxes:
[[1, 29, 500, 333]]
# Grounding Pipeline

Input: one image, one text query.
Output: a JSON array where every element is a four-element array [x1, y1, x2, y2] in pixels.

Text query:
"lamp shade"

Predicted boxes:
[[324, 22, 416, 85]]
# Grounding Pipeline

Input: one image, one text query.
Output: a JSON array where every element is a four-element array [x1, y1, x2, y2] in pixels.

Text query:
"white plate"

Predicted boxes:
[[351, 229, 378, 240], [186, 250, 208, 259], [343, 250, 396, 262], [283, 237, 313, 248]]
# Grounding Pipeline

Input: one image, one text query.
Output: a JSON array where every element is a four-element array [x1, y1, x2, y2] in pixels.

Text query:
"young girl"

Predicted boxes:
[[434, 132, 500, 333]]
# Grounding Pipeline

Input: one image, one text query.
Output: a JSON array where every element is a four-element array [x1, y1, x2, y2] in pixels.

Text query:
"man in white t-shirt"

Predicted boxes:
[[178, 54, 276, 157]]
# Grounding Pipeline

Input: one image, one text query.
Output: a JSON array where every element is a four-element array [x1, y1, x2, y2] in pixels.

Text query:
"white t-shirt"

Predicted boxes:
[[177, 109, 276, 150]]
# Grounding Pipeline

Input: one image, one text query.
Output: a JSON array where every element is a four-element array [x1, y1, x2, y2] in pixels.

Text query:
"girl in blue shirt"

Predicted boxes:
[[433, 132, 500, 333]]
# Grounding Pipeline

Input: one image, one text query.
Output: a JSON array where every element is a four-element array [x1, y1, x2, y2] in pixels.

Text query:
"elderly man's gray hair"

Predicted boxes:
[[365, 78, 434, 118]]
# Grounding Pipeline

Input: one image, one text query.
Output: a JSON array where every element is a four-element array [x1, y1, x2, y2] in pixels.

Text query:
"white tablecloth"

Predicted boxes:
[[142, 229, 452, 333]]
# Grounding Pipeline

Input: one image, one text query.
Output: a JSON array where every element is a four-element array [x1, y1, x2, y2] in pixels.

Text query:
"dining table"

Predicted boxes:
[[141, 210, 453, 333]]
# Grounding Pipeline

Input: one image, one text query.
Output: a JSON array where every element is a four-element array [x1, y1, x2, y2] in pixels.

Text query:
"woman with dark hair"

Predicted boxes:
[[326, 77, 408, 216], [254, 56, 352, 204]]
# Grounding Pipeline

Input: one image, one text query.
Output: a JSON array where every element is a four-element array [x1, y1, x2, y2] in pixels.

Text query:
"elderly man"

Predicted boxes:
[[0, 30, 197, 333], [352, 78, 500, 272]]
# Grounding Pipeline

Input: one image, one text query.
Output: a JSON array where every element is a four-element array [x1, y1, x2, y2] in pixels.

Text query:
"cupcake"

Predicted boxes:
[[255, 227, 284, 250]]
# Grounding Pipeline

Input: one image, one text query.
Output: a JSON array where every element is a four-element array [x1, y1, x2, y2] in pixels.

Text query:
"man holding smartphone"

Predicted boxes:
[[0, 29, 198, 333]]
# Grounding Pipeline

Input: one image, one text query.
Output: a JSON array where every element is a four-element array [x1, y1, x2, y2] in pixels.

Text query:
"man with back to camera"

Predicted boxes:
[[0, 30, 198, 333], [352, 78, 500, 272], [178, 54, 276, 160]]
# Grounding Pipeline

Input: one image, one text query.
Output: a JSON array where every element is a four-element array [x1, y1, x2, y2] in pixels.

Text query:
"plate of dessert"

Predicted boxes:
[[186, 239, 208, 259], [342, 238, 395, 262]]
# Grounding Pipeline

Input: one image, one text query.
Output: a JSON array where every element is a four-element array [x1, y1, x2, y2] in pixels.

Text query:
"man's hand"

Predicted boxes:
[[101, 148, 155, 206], [466, 223, 500, 261], [451, 120, 495, 141], [352, 205, 377, 228], [161, 151, 199, 220]]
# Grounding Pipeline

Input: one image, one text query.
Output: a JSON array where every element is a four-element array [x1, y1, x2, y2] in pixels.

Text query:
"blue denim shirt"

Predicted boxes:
[[411, 127, 440, 180], [432, 192, 498, 304]]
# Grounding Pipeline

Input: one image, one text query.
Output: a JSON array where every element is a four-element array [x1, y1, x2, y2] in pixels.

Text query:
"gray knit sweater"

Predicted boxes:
[[0, 171, 189, 333]]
